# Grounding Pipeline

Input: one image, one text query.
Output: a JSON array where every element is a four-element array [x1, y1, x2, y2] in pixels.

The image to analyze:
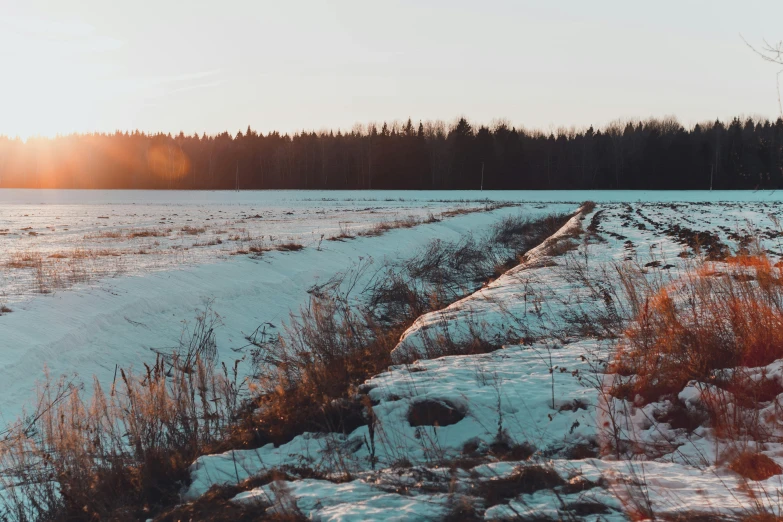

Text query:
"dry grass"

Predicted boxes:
[[470, 465, 565, 508], [84, 227, 171, 240], [546, 237, 579, 257], [84, 229, 123, 239], [244, 296, 395, 446], [729, 451, 783, 481], [248, 242, 269, 254], [611, 254, 783, 405], [581, 200, 597, 214], [332, 203, 515, 241], [594, 251, 783, 490], [181, 225, 207, 235], [128, 227, 171, 239], [327, 222, 356, 241], [0, 308, 243, 521], [154, 471, 309, 521], [358, 216, 420, 237], [276, 242, 304, 252], [240, 211, 575, 448], [394, 320, 506, 363], [0, 209, 578, 520], [2, 248, 128, 294], [440, 201, 516, 218], [194, 238, 223, 247], [4, 251, 43, 269], [245, 242, 304, 256]]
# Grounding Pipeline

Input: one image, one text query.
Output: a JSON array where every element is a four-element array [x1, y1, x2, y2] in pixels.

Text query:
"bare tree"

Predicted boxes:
[[744, 36, 783, 116]]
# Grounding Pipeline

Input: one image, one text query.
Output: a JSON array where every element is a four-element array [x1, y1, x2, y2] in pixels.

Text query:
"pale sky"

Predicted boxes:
[[1, 0, 783, 139]]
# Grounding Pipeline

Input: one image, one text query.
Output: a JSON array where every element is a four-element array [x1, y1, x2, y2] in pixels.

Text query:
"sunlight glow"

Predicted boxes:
[[0, 16, 121, 139]]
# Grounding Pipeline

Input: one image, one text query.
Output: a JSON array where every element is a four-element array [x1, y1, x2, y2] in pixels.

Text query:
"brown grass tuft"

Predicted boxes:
[[612, 255, 783, 405], [0, 307, 243, 520], [729, 451, 783, 481]]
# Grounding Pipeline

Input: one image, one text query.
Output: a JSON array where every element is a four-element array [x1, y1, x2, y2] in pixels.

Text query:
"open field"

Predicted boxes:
[[181, 199, 783, 521], [0, 190, 528, 302], [4, 191, 783, 520], [0, 191, 576, 431]]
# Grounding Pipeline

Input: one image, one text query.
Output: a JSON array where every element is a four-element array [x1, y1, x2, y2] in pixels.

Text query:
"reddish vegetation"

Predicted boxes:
[[613, 255, 783, 404], [729, 451, 783, 481]]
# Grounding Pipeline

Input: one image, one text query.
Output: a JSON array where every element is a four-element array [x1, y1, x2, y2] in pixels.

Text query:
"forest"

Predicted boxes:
[[1, 116, 781, 190]]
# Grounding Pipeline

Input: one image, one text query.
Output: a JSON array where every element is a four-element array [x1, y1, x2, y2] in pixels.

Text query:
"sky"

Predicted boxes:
[[1, 0, 783, 139]]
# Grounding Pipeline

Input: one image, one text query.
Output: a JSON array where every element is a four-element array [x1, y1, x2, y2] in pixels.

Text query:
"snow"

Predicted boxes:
[[0, 189, 573, 436], [184, 197, 783, 520], [7, 191, 783, 519], [184, 341, 598, 500], [234, 478, 452, 521], [0, 190, 512, 301]]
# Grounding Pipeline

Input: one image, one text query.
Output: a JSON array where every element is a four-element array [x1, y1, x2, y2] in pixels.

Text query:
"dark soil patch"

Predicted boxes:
[[276, 243, 305, 252], [665, 224, 729, 261], [565, 501, 610, 516], [562, 441, 600, 460], [653, 399, 708, 433], [475, 466, 565, 507], [558, 399, 588, 412], [587, 209, 604, 234], [488, 440, 536, 461], [408, 399, 466, 427]]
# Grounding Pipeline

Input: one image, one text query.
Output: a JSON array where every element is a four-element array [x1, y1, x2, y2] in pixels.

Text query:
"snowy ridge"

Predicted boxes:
[[390, 203, 588, 363]]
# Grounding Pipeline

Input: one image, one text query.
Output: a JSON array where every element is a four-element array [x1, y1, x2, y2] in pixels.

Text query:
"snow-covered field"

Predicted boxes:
[[0, 189, 575, 432], [0, 190, 519, 302], [184, 198, 783, 521], [4, 190, 783, 520]]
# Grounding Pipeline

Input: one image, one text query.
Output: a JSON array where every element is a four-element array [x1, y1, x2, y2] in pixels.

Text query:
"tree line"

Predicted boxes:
[[1, 116, 782, 190]]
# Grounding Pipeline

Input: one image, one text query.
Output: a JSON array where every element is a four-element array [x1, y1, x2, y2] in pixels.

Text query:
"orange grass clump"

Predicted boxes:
[[614, 255, 783, 404]]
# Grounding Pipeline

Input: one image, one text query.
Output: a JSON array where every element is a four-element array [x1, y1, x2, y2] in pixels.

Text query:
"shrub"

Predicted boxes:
[[612, 255, 783, 404], [245, 295, 395, 446]]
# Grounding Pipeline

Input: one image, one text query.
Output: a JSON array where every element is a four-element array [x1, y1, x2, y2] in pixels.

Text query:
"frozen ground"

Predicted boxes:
[[5, 191, 783, 520], [0, 189, 574, 435], [185, 199, 783, 521], [5, 189, 779, 301], [0, 190, 516, 301]]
